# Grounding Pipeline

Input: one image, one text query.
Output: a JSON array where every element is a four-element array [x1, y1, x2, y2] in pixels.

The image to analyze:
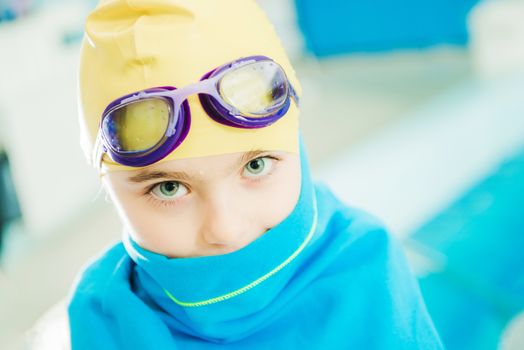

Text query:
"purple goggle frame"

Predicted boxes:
[[93, 55, 299, 169]]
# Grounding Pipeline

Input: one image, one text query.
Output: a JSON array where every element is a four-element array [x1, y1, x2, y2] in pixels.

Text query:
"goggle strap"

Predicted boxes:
[[289, 83, 299, 107], [93, 133, 105, 172]]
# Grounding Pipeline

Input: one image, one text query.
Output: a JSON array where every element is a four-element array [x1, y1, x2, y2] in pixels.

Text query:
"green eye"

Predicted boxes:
[[151, 181, 188, 200], [243, 157, 272, 177]]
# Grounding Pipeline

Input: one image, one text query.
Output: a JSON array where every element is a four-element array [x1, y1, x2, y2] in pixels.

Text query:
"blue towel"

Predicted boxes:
[[69, 144, 443, 349]]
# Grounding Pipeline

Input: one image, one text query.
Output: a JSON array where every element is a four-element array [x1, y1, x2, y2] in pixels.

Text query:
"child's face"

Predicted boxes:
[[103, 150, 301, 258]]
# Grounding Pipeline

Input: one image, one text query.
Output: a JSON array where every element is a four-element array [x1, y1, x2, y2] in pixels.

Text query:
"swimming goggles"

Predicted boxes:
[[93, 55, 299, 169]]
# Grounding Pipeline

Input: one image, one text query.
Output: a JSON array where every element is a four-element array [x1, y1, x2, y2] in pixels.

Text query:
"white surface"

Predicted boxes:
[[316, 76, 524, 238], [500, 311, 524, 350], [0, 198, 121, 350], [469, 0, 524, 78], [0, 3, 100, 237]]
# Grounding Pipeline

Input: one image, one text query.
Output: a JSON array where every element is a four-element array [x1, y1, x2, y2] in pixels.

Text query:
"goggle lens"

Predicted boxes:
[[218, 61, 288, 118], [102, 98, 170, 154]]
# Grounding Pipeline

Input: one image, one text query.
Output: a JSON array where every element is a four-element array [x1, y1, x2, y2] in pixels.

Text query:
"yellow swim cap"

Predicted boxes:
[[79, 0, 301, 172]]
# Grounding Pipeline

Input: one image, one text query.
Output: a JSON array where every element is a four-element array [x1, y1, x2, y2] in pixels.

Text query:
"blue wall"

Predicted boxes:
[[295, 0, 480, 56]]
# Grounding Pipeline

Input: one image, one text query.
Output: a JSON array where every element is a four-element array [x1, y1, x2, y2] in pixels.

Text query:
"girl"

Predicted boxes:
[[69, 0, 443, 348]]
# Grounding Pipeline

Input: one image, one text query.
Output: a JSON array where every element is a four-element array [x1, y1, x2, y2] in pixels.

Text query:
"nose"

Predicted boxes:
[[199, 191, 247, 247]]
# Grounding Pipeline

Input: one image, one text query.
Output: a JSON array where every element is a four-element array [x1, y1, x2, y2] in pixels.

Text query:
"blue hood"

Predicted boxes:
[[69, 141, 443, 349]]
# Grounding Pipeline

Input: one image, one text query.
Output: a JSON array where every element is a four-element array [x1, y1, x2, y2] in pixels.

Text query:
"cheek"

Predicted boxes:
[[104, 181, 198, 254], [126, 202, 200, 254], [247, 161, 301, 229]]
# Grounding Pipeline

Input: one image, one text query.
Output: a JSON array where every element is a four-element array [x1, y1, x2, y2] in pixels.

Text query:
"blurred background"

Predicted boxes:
[[1, 0, 523, 348]]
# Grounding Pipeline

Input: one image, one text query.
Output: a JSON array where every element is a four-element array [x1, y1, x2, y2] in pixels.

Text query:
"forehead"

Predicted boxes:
[[121, 150, 269, 184]]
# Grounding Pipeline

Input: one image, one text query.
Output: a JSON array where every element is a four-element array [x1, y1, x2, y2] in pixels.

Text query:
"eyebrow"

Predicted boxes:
[[128, 170, 192, 183], [127, 149, 269, 183]]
